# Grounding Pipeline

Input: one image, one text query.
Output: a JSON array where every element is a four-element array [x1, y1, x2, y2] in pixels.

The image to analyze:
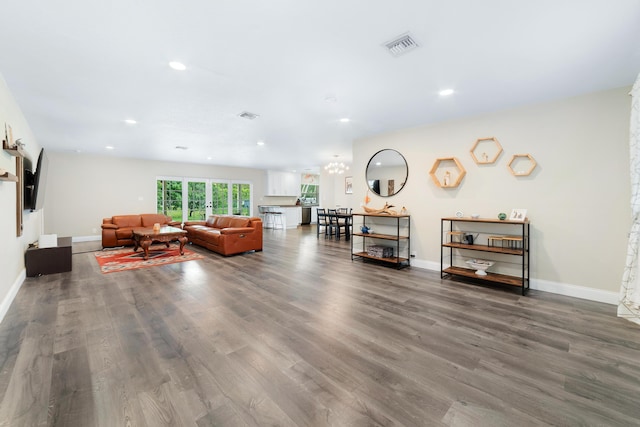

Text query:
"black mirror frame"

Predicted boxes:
[[365, 149, 409, 197]]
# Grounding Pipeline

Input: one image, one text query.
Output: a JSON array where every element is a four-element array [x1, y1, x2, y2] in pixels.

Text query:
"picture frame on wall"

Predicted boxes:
[[345, 176, 353, 194], [510, 208, 527, 221]]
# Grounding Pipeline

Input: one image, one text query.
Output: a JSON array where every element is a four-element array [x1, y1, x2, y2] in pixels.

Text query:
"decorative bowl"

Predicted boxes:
[[465, 259, 494, 276], [471, 213, 480, 219]]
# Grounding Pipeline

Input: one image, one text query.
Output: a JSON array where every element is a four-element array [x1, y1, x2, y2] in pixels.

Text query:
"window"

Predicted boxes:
[[157, 179, 183, 222], [157, 177, 253, 220], [300, 173, 319, 205], [232, 183, 251, 215], [211, 182, 229, 214]]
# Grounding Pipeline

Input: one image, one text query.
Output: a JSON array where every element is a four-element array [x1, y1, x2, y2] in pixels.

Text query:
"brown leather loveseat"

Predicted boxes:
[[101, 213, 180, 248], [183, 215, 262, 256]]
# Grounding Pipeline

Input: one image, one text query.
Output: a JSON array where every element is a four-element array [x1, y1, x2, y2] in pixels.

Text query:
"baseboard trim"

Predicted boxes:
[[530, 278, 618, 305], [0, 269, 26, 325], [417, 259, 618, 305], [73, 235, 101, 242]]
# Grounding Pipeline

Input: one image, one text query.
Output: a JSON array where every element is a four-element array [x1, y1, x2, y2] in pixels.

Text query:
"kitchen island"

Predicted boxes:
[[258, 205, 302, 229]]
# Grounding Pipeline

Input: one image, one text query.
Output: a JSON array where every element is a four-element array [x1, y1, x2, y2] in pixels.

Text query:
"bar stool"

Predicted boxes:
[[269, 207, 284, 229], [258, 206, 270, 227]]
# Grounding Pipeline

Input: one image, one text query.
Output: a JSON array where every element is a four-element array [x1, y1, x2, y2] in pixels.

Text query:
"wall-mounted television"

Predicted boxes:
[[23, 148, 48, 211]]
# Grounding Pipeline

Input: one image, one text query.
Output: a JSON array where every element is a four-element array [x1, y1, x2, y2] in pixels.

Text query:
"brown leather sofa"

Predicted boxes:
[[101, 213, 180, 248], [183, 215, 262, 256]]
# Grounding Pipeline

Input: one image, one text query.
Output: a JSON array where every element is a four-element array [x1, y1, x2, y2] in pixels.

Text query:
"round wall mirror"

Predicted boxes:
[[366, 149, 408, 197]]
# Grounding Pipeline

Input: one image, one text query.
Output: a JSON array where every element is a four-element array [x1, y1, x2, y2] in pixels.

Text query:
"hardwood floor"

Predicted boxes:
[[1, 226, 639, 426]]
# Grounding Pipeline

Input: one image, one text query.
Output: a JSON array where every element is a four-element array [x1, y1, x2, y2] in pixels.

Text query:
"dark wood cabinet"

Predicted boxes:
[[25, 237, 72, 277]]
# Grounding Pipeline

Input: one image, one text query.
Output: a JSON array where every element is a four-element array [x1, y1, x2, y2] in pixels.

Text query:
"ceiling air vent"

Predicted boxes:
[[384, 33, 419, 57], [238, 111, 259, 120]]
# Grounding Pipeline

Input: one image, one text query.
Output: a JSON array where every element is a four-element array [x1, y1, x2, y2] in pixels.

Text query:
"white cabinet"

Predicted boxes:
[[283, 207, 301, 229], [265, 171, 301, 196]]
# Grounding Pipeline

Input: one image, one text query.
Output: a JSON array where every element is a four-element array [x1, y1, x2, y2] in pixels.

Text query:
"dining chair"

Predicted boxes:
[[316, 208, 329, 238], [327, 208, 348, 239]]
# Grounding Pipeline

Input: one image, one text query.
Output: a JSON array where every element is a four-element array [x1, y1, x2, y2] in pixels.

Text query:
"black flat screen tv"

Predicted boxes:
[[24, 148, 48, 211]]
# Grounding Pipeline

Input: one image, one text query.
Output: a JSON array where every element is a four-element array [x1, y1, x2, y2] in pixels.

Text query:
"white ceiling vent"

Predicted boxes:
[[384, 33, 419, 57], [238, 111, 259, 120]]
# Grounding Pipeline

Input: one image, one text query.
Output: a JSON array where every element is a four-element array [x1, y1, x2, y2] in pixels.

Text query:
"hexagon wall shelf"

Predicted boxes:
[[429, 157, 466, 188], [508, 154, 537, 176], [470, 137, 503, 164]]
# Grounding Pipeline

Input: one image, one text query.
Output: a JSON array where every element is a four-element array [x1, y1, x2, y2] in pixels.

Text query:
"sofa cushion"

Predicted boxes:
[[213, 216, 233, 228], [205, 216, 216, 226], [112, 215, 142, 228], [141, 213, 170, 227], [228, 217, 251, 228]]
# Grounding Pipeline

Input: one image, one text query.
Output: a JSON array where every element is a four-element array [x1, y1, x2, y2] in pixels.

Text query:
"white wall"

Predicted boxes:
[[353, 86, 631, 299], [0, 75, 43, 321], [44, 153, 268, 238]]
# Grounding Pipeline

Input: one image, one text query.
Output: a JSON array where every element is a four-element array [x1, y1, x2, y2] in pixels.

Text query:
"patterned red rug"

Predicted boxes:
[[94, 245, 204, 273]]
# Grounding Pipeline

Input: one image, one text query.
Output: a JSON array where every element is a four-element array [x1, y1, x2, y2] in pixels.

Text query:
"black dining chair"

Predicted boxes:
[[327, 208, 348, 239], [316, 208, 329, 238]]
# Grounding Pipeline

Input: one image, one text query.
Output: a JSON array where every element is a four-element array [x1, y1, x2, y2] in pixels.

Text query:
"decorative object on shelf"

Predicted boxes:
[[400, 206, 408, 215], [364, 189, 371, 205], [429, 157, 466, 188], [367, 245, 394, 258], [366, 149, 408, 197], [498, 212, 507, 220], [447, 231, 464, 243], [362, 202, 398, 215], [509, 208, 527, 221], [470, 137, 503, 164], [4, 123, 14, 148], [465, 259, 495, 276], [471, 213, 480, 219], [345, 176, 353, 194], [455, 210, 464, 218], [360, 225, 370, 234], [464, 233, 478, 245], [507, 154, 537, 176], [325, 155, 349, 174]]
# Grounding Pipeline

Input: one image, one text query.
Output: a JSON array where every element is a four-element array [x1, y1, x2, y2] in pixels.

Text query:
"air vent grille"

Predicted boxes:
[[384, 33, 419, 57], [239, 111, 259, 120]]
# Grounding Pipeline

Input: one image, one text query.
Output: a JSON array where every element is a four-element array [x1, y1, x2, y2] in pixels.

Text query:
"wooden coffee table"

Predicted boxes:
[[132, 226, 188, 260]]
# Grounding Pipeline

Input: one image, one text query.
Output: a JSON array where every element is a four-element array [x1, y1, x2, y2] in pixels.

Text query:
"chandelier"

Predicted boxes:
[[325, 156, 349, 174]]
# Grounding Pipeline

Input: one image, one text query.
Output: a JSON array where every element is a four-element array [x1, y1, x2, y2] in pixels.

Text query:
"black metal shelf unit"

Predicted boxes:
[[441, 217, 530, 295]]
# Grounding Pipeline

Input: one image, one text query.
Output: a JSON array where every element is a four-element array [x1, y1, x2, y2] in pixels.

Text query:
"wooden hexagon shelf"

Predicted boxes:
[[470, 137, 503, 164], [429, 157, 466, 188], [508, 154, 537, 176]]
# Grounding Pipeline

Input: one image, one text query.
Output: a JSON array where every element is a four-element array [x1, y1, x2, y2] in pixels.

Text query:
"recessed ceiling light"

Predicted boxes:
[[175, 146, 188, 150], [169, 61, 186, 71], [207, 156, 212, 160], [325, 95, 337, 103], [257, 141, 265, 146], [105, 146, 114, 150], [340, 118, 350, 123], [124, 119, 137, 125], [439, 89, 455, 96]]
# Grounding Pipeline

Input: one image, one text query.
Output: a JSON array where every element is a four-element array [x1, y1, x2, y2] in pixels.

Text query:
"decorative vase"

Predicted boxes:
[[498, 213, 507, 220], [361, 225, 370, 234]]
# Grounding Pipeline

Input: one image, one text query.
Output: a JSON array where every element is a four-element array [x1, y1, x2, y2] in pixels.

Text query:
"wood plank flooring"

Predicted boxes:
[[1, 226, 639, 426]]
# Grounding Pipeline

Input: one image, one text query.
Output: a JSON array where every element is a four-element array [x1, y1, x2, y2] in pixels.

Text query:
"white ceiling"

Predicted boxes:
[[1, 0, 639, 173]]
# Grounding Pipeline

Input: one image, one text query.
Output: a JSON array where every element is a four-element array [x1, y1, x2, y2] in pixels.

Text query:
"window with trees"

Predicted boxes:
[[157, 177, 252, 220]]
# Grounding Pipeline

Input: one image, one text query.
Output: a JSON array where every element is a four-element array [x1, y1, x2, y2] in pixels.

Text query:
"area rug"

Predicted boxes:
[[94, 245, 204, 274]]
